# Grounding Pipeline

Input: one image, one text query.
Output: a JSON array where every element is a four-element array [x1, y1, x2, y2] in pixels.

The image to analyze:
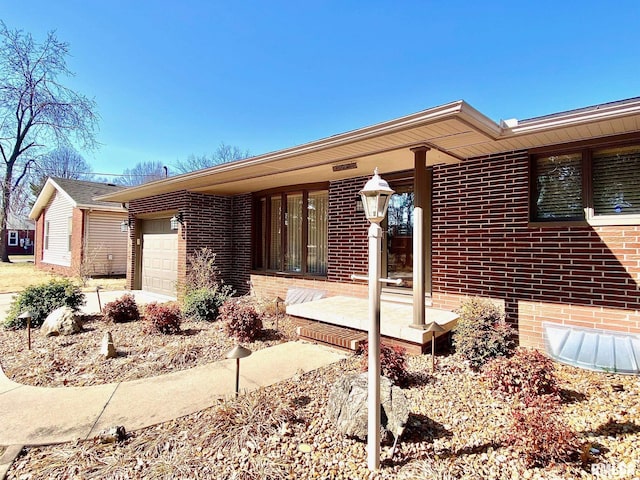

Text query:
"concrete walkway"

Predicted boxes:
[[0, 341, 346, 446]]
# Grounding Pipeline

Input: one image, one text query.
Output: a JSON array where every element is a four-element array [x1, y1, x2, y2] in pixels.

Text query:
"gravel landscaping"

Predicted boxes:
[[1, 313, 639, 479]]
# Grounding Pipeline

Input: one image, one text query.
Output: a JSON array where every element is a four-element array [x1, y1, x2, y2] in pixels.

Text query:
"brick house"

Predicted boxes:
[[99, 98, 640, 370], [4, 214, 35, 256], [30, 178, 129, 278]]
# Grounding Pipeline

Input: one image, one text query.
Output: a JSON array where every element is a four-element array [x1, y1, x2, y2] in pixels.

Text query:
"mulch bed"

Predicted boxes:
[[1, 315, 639, 479]]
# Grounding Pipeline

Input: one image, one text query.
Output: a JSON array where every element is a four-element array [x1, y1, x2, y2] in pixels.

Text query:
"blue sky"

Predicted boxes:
[[2, 1, 639, 176]]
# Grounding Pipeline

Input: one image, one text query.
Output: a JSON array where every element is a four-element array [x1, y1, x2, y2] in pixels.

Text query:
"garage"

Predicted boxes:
[[140, 219, 178, 298]]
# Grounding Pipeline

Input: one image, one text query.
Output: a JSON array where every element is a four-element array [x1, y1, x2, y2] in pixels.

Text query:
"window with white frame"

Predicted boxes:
[[8, 231, 18, 246], [44, 221, 50, 250], [67, 217, 73, 252]]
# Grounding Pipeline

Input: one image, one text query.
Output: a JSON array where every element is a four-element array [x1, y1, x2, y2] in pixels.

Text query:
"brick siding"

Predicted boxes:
[[431, 150, 640, 348]]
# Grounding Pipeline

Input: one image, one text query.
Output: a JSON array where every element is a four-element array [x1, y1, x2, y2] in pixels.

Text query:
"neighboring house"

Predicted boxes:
[[5, 214, 35, 256], [30, 178, 128, 277], [98, 97, 640, 369]]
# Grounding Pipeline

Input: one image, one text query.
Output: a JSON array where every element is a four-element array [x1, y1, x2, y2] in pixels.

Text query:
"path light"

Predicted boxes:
[[425, 322, 445, 373], [18, 311, 32, 350], [96, 286, 103, 313], [273, 296, 284, 330], [226, 345, 252, 397], [359, 168, 395, 472]]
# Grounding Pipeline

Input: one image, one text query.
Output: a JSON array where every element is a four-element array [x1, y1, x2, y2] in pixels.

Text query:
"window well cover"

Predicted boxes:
[[544, 322, 640, 375]]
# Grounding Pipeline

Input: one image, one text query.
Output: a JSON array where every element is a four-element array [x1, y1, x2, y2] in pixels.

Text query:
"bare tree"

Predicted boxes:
[[173, 142, 250, 174], [0, 22, 98, 262], [29, 146, 94, 199], [115, 160, 167, 187]]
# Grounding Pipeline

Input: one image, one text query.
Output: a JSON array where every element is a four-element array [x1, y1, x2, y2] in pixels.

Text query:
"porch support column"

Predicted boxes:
[[410, 145, 430, 329]]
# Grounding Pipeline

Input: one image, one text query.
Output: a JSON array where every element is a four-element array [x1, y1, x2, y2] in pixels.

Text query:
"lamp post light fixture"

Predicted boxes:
[[359, 168, 395, 471], [225, 345, 252, 397], [18, 311, 33, 350], [96, 286, 104, 313]]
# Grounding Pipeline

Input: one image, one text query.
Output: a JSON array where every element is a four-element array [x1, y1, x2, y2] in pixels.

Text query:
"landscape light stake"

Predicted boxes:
[[425, 321, 445, 373], [18, 311, 32, 350], [96, 286, 103, 312], [274, 296, 284, 330], [226, 345, 252, 397]]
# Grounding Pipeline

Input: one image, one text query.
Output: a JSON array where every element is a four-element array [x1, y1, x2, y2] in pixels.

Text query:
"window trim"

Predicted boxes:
[[253, 182, 329, 276], [44, 221, 50, 250], [7, 231, 18, 247], [529, 135, 640, 226]]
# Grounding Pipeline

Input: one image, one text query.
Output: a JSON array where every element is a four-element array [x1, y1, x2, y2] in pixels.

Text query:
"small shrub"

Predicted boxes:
[[220, 299, 263, 342], [503, 397, 578, 467], [483, 349, 559, 404], [452, 297, 515, 370], [144, 302, 182, 335], [184, 247, 222, 291], [358, 341, 409, 387], [4, 278, 85, 329], [182, 285, 233, 322], [102, 293, 140, 323]]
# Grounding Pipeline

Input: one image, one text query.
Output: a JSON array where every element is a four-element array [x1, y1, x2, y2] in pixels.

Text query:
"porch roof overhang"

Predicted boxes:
[[98, 97, 640, 202]]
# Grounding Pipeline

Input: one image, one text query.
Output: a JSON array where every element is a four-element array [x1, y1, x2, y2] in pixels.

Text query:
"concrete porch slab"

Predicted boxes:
[[286, 296, 458, 345]]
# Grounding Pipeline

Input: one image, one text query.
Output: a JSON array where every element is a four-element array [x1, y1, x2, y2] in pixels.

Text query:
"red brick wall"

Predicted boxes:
[[230, 194, 252, 295], [431, 150, 640, 348], [34, 215, 44, 268], [327, 176, 369, 284]]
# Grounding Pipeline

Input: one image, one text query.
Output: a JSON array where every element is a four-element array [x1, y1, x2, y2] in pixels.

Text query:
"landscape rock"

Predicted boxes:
[[40, 307, 82, 337], [101, 331, 117, 358], [327, 372, 410, 441], [98, 425, 127, 443]]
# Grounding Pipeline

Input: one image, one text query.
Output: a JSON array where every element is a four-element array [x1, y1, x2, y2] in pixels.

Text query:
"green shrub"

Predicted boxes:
[[358, 341, 409, 387], [452, 297, 515, 370], [102, 293, 140, 323], [144, 302, 182, 335], [182, 285, 233, 322], [220, 299, 263, 342], [483, 348, 559, 404], [4, 279, 85, 329]]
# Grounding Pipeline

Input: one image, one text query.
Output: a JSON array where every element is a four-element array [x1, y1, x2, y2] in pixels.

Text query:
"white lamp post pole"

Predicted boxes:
[[367, 220, 382, 470]]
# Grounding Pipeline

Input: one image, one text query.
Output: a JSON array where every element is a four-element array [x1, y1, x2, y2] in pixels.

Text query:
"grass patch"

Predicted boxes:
[[0, 258, 125, 293]]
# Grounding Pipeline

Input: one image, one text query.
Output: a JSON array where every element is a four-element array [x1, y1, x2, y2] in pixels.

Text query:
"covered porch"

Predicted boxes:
[[287, 296, 458, 354]]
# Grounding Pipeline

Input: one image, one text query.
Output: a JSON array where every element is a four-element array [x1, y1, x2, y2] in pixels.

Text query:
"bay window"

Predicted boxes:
[[254, 185, 328, 275]]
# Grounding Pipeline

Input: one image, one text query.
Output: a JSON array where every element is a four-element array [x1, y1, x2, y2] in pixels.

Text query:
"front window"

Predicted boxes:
[[8, 231, 18, 247], [254, 187, 328, 275], [532, 141, 640, 223]]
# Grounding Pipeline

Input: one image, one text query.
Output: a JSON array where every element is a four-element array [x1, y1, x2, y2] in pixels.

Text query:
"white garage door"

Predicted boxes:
[[142, 233, 178, 297]]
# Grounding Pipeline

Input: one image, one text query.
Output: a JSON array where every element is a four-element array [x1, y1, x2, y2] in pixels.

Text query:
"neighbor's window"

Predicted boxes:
[[532, 142, 640, 222], [67, 216, 73, 252], [8, 231, 18, 246], [44, 221, 50, 250], [254, 187, 328, 275]]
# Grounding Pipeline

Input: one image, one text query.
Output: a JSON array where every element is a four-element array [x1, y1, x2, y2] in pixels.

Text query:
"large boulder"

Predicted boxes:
[[41, 307, 82, 336], [327, 372, 409, 441]]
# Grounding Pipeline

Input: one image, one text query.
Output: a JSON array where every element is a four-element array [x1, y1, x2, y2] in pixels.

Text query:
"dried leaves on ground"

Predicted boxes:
[[3, 338, 639, 479], [0, 313, 298, 387]]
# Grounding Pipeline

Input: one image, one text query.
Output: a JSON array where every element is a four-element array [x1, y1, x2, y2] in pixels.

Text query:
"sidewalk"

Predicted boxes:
[[0, 341, 346, 446]]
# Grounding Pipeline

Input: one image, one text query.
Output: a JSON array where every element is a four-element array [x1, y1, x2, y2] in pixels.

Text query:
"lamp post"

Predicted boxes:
[[359, 168, 394, 471], [225, 345, 252, 397]]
